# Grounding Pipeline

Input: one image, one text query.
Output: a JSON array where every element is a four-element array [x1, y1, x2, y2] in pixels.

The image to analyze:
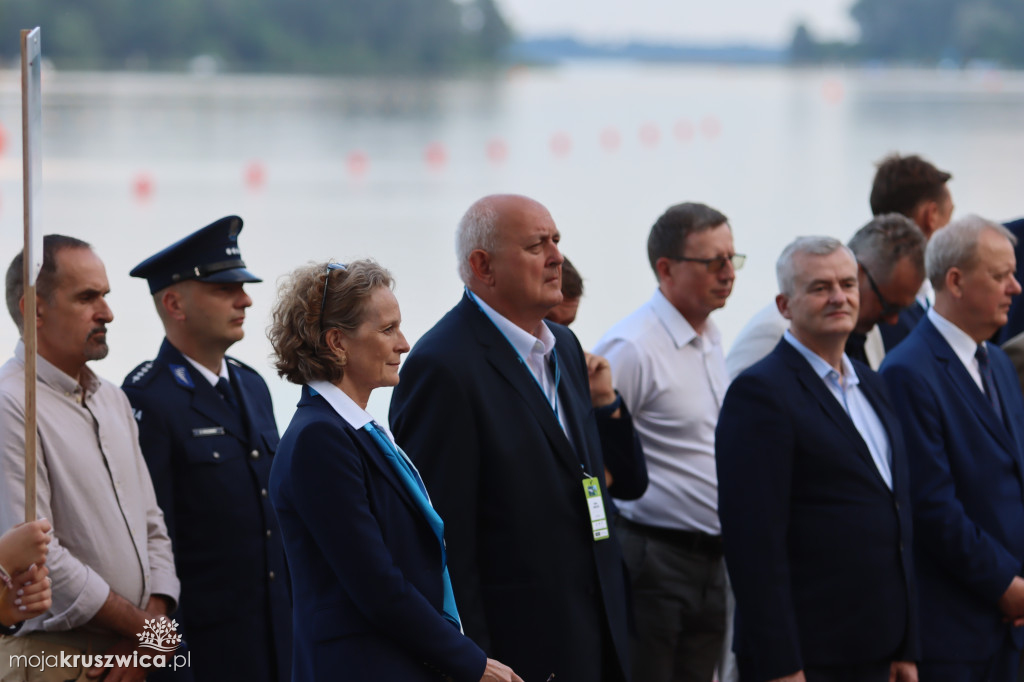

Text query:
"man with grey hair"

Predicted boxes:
[[594, 201, 741, 682], [0, 235, 179, 680], [881, 215, 1024, 681], [718, 236, 919, 682], [726, 213, 926, 378], [390, 194, 645, 682]]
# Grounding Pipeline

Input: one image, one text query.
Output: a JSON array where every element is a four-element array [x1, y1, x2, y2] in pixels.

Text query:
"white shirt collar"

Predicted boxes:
[[783, 330, 860, 387], [469, 288, 556, 359], [927, 307, 983, 367], [308, 379, 382, 431], [649, 289, 721, 349], [182, 355, 229, 387]]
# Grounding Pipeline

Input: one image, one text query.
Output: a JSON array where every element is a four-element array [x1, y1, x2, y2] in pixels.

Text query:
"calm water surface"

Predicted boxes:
[[0, 62, 1022, 422]]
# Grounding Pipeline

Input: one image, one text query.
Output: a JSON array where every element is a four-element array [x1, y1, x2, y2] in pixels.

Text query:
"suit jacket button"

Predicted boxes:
[[212, 451, 221, 459], [266, 529, 272, 538], [250, 449, 260, 459], [261, 488, 268, 498], [269, 571, 276, 580]]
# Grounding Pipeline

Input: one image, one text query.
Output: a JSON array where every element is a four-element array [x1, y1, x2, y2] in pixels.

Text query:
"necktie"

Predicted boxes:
[[363, 422, 462, 630], [216, 376, 239, 412], [975, 344, 1003, 423]]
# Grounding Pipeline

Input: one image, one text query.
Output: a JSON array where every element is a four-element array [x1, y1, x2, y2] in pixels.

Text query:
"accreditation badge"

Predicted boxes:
[[582, 476, 610, 541]]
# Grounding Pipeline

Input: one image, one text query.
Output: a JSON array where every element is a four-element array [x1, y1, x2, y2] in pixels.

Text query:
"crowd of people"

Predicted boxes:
[[0, 151, 1022, 682]]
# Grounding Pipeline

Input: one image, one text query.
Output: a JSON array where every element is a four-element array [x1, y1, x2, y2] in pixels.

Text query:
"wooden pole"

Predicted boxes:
[[21, 28, 41, 523]]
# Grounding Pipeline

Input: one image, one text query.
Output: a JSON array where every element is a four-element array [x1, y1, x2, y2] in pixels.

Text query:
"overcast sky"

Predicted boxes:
[[494, 0, 858, 46]]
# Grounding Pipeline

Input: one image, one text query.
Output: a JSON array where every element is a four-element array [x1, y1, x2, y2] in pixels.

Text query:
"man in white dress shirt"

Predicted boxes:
[[595, 201, 740, 682]]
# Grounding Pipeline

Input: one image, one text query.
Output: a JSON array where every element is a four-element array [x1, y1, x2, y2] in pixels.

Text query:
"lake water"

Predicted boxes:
[[0, 62, 1022, 424]]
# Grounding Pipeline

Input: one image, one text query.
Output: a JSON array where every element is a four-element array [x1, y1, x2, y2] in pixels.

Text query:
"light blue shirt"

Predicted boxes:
[[466, 288, 570, 440], [783, 331, 893, 489]]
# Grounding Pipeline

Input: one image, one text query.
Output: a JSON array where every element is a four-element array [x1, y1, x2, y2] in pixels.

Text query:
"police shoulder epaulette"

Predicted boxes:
[[126, 360, 158, 388], [226, 356, 259, 375]]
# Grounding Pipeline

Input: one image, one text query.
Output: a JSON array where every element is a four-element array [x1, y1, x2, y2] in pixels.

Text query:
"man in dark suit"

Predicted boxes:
[[123, 216, 291, 681], [869, 153, 955, 351], [717, 236, 919, 682], [389, 194, 645, 682], [881, 215, 1024, 681]]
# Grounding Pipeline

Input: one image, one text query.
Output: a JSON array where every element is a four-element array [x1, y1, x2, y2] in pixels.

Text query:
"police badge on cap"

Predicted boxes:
[[130, 216, 262, 294]]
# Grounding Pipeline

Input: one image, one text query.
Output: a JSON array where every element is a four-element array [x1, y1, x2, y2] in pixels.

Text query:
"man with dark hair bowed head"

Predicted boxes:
[[881, 216, 1024, 681], [546, 256, 584, 326], [0, 236, 180, 681], [717, 237, 919, 682], [122, 216, 291, 681], [390, 194, 646, 682], [869, 152, 955, 350]]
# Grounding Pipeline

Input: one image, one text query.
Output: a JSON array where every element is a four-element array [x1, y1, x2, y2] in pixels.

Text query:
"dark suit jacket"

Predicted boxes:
[[123, 339, 291, 682], [389, 294, 644, 682], [881, 316, 1024, 661], [269, 387, 486, 682], [880, 301, 927, 351], [716, 340, 918, 681]]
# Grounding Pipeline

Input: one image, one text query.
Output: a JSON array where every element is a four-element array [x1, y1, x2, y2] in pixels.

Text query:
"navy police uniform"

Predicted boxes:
[[123, 216, 291, 682]]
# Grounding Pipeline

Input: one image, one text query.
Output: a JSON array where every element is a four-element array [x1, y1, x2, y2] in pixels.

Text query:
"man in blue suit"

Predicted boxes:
[[123, 216, 291, 681], [881, 215, 1024, 681], [390, 194, 646, 682], [869, 153, 955, 351], [717, 236, 919, 682]]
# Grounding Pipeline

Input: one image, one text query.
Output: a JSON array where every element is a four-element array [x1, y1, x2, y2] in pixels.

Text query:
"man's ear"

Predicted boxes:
[[654, 257, 674, 284], [944, 267, 963, 299], [776, 293, 792, 320], [161, 288, 186, 322], [468, 250, 495, 287], [914, 200, 940, 237]]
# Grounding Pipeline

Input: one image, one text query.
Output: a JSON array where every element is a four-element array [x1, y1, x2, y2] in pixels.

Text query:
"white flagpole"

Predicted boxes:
[[21, 27, 42, 523]]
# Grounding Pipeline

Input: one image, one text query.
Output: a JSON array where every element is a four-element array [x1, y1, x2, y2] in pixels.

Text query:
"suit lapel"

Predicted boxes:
[[778, 341, 890, 490], [462, 297, 583, 478], [920, 320, 1014, 453], [857, 372, 903, 491], [158, 340, 247, 439], [349, 421, 424, 517]]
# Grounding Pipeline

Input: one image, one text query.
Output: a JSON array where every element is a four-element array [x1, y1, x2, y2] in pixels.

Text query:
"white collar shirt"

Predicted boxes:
[[927, 307, 985, 392], [468, 290, 569, 440], [594, 289, 726, 534], [783, 331, 893, 489], [183, 355, 229, 387]]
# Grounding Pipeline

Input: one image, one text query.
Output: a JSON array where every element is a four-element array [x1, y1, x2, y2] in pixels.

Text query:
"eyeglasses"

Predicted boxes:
[[858, 261, 903, 318], [669, 254, 746, 273], [319, 262, 348, 331]]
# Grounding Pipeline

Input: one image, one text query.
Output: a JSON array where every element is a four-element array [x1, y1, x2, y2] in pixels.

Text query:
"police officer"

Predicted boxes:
[[124, 216, 291, 682]]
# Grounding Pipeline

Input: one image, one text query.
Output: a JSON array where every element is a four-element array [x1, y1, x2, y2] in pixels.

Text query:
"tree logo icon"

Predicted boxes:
[[137, 617, 182, 653]]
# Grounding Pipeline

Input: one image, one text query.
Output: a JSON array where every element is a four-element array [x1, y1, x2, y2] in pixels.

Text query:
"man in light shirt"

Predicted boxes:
[[717, 236, 918, 682], [594, 201, 740, 682], [881, 216, 1024, 681], [0, 235, 179, 681], [726, 213, 926, 379]]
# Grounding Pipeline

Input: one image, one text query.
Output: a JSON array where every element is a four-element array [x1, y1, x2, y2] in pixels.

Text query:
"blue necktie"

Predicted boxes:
[[364, 422, 462, 630], [976, 344, 1003, 424]]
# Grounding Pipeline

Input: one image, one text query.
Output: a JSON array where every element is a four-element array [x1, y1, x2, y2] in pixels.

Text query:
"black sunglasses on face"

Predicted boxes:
[[858, 261, 903, 318]]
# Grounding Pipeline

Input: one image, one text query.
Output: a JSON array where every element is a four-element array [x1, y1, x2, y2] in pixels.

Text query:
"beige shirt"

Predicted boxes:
[[0, 342, 179, 638]]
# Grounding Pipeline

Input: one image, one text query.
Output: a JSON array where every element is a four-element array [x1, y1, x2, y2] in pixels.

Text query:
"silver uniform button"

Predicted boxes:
[[250, 449, 260, 459], [266, 529, 272, 538], [212, 452, 221, 459], [261, 488, 268, 498], [268, 571, 276, 580]]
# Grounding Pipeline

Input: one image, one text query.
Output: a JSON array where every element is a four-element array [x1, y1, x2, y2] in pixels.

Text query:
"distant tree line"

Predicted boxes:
[[791, 0, 1024, 66], [1, 0, 512, 73]]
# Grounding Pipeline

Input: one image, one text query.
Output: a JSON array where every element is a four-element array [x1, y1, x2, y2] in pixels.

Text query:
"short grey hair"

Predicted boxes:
[[455, 200, 501, 285], [847, 213, 926, 284], [776, 236, 853, 296], [926, 214, 1017, 291]]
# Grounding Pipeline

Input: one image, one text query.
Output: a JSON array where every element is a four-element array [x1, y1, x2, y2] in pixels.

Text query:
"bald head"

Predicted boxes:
[[456, 194, 564, 332]]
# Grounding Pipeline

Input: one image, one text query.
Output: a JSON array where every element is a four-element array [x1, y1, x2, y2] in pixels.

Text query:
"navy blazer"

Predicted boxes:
[[269, 387, 486, 682], [881, 316, 1024, 660], [717, 340, 918, 681], [123, 339, 291, 682], [389, 294, 643, 682]]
